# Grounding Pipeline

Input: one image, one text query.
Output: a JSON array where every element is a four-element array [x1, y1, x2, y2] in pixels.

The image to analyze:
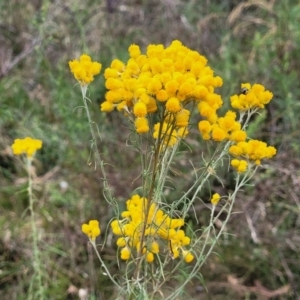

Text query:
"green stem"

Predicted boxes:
[[164, 172, 251, 300], [27, 157, 45, 298], [80, 86, 120, 289], [91, 241, 121, 289], [80, 85, 116, 206]]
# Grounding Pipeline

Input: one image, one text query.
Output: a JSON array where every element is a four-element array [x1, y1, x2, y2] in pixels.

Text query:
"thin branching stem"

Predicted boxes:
[[80, 85, 116, 206], [27, 157, 45, 299], [91, 241, 122, 289]]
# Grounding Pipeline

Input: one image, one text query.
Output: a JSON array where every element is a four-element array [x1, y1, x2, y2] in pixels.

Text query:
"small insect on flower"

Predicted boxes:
[[240, 87, 249, 95]]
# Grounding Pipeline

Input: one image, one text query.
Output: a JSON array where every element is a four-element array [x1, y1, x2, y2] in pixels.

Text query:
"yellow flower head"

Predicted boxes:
[[101, 101, 114, 112], [229, 140, 276, 166], [231, 159, 248, 173], [211, 193, 221, 206], [101, 40, 224, 136], [176, 109, 190, 127], [212, 126, 228, 142], [135, 117, 149, 133], [111, 220, 124, 235], [133, 101, 147, 117], [69, 54, 102, 85], [11, 137, 42, 158], [82, 220, 101, 241], [146, 97, 158, 113], [150, 241, 160, 254], [182, 249, 194, 263], [166, 97, 181, 113], [146, 252, 154, 263], [121, 246, 131, 260], [129, 44, 141, 59], [198, 120, 212, 140], [230, 83, 273, 111], [230, 130, 247, 142], [116, 237, 126, 247]]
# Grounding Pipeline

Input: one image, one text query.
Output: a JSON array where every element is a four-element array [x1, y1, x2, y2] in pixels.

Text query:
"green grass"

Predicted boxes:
[[1, 0, 300, 299]]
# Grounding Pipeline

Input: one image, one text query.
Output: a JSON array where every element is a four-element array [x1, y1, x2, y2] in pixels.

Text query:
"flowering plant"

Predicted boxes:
[[10, 137, 45, 298], [69, 40, 276, 299]]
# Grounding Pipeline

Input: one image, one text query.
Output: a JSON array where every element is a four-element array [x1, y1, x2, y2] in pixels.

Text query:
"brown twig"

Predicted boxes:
[[0, 37, 41, 80]]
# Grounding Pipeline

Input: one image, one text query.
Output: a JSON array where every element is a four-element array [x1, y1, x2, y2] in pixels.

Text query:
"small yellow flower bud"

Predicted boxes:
[[135, 117, 149, 133], [133, 102, 147, 117], [81, 220, 101, 241], [182, 250, 194, 263], [211, 193, 221, 206], [120, 247, 131, 260], [69, 54, 101, 85]]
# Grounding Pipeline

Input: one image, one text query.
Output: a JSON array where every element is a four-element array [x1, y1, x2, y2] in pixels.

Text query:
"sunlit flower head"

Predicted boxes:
[[229, 140, 276, 170], [231, 159, 248, 173], [11, 137, 42, 158], [82, 220, 101, 241], [69, 54, 102, 86], [230, 83, 273, 111], [211, 193, 221, 206], [182, 249, 194, 263], [101, 40, 224, 139]]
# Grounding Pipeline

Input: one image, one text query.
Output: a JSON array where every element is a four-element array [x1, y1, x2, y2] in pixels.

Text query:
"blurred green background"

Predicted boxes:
[[0, 0, 299, 299]]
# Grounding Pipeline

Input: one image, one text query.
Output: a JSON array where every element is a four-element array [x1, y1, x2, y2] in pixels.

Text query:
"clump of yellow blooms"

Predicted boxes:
[[198, 83, 276, 172], [226, 85, 276, 172], [82, 220, 101, 241], [11, 137, 42, 158], [198, 83, 274, 145], [230, 83, 273, 111], [229, 140, 277, 171], [111, 194, 194, 263], [69, 54, 102, 85], [101, 40, 223, 146], [98, 41, 276, 172], [230, 159, 248, 173], [199, 110, 246, 142]]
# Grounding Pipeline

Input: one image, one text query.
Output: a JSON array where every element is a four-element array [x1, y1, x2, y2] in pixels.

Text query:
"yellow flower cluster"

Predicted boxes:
[[69, 54, 102, 85], [231, 159, 248, 173], [197, 82, 276, 172], [101, 40, 223, 145], [11, 137, 42, 158], [230, 83, 273, 111], [111, 194, 194, 263], [199, 110, 247, 142], [82, 220, 101, 241], [198, 83, 273, 143], [229, 140, 277, 172]]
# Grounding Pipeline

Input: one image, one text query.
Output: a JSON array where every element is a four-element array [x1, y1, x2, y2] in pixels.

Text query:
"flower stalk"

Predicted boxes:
[[11, 137, 45, 298], [27, 157, 45, 299]]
